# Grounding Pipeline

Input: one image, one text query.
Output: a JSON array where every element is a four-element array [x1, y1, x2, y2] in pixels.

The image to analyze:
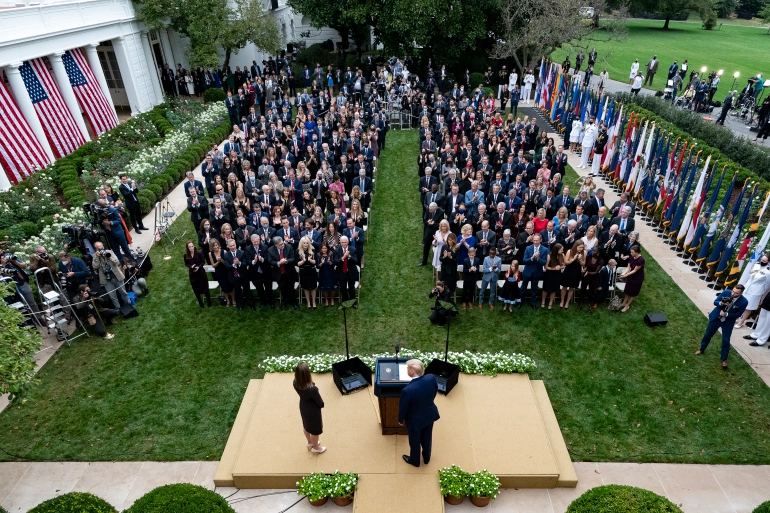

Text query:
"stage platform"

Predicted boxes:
[[214, 372, 577, 511]]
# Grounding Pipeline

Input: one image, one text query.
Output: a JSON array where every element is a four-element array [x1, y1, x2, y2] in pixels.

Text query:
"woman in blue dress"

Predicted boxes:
[[317, 243, 337, 306], [456, 223, 476, 265], [327, 70, 335, 97]]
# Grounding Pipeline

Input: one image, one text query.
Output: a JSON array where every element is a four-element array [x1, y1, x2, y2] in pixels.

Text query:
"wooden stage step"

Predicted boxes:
[[531, 380, 578, 487], [214, 379, 263, 487], [352, 474, 444, 513]]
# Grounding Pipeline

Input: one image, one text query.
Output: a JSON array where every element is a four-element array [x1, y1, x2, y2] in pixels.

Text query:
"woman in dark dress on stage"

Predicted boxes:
[[619, 245, 645, 313], [294, 361, 326, 454], [317, 244, 337, 306], [184, 241, 211, 308]]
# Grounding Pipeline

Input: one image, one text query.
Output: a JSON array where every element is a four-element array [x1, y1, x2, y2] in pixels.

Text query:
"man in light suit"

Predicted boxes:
[[464, 181, 485, 217], [696, 285, 748, 369], [398, 359, 440, 467], [520, 233, 549, 309]]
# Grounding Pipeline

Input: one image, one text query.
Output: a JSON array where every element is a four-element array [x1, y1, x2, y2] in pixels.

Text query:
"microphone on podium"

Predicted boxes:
[[394, 345, 401, 363]]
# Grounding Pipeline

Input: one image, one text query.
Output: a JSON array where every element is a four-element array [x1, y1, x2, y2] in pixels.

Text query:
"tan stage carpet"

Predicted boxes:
[[215, 372, 577, 512]]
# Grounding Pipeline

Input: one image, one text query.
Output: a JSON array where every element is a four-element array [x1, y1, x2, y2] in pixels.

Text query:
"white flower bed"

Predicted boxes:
[[261, 349, 537, 376], [11, 209, 90, 260]]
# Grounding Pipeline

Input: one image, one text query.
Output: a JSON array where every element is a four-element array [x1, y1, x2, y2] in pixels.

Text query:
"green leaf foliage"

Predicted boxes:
[[28, 492, 116, 513], [0, 282, 43, 404], [203, 88, 227, 104], [566, 485, 683, 512], [125, 484, 233, 513]]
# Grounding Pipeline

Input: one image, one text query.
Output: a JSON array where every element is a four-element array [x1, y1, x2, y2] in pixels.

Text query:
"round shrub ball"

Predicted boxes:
[[28, 492, 116, 513], [125, 483, 234, 513], [566, 485, 683, 513], [754, 500, 770, 513]]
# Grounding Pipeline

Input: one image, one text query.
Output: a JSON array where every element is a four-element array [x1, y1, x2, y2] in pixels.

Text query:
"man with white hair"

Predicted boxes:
[[398, 359, 440, 467]]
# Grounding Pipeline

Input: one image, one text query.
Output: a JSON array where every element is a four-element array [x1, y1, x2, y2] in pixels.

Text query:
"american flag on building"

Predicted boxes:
[[0, 77, 52, 184], [63, 49, 118, 135], [20, 58, 85, 158]]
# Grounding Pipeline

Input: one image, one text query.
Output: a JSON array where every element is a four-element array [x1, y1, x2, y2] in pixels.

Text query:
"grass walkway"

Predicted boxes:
[[2, 131, 770, 464], [552, 20, 768, 96]]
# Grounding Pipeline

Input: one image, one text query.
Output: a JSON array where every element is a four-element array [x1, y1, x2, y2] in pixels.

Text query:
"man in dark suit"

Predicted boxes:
[[257, 217, 275, 246], [520, 234, 549, 309], [223, 239, 254, 310], [696, 285, 748, 369], [183, 171, 206, 198], [553, 145, 568, 176], [118, 174, 148, 234], [420, 203, 444, 266], [245, 234, 274, 308], [610, 206, 635, 235], [353, 169, 373, 210], [301, 220, 322, 253], [584, 188, 606, 218], [276, 217, 300, 252], [476, 221, 497, 258], [597, 224, 622, 261], [334, 236, 359, 304], [610, 192, 636, 218], [444, 184, 463, 217], [560, 220, 580, 250], [186, 188, 209, 226], [234, 217, 257, 250], [554, 186, 574, 213], [267, 237, 298, 310], [343, 218, 365, 267], [398, 359, 440, 467], [419, 167, 439, 205], [590, 206, 611, 235], [490, 203, 513, 233], [200, 155, 218, 196], [540, 221, 561, 249], [592, 259, 616, 312]]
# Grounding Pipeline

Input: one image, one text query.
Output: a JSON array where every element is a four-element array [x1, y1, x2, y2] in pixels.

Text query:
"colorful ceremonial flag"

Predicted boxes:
[[726, 189, 770, 286], [696, 170, 738, 262], [739, 205, 770, 286], [706, 179, 749, 268], [686, 162, 723, 253], [0, 78, 52, 184], [19, 58, 85, 158], [632, 123, 656, 196], [668, 150, 700, 236], [63, 49, 118, 135], [715, 183, 757, 276], [662, 142, 690, 223], [657, 138, 679, 209], [678, 155, 711, 244]]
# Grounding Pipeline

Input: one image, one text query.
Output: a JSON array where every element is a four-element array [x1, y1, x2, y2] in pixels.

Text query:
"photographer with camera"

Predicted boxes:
[[72, 284, 118, 339], [695, 284, 748, 369], [122, 257, 148, 297], [95, 199, 133, 263], [92, 242, 129, 309], [428, 281, 454, 326], [57, 251, 90, 300], [0, 248, 41, 318]]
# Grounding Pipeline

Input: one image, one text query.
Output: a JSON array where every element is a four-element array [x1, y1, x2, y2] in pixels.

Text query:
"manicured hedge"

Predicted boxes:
[[754, 500, 770, 513], [566, 485, 683, 513], [28, 492, 117, 513], [204, 88, 226, 103], [124, 484, 234, 513]]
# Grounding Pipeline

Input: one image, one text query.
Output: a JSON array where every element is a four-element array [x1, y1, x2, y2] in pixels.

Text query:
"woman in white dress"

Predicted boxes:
[[185, 71, 195, 96], [432, 219, 451, 269], [629, 59, 640, 84], [581, 225, 598, 253], [569, 118, 583, 153], [736, 256, 770, 328]]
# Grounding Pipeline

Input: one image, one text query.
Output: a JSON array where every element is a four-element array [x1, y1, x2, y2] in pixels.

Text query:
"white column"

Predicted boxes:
[[84, 43, 117, 113], [48, 52, 91, 141], [3, 63, 55, 162], [111, 36, 141, 115], [140, 31, 164, 104], [0, 161, 13, 192], [158, 28, 176, 68]]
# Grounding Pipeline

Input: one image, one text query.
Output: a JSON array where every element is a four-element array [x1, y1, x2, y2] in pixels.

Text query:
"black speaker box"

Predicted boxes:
[[120, 304, 139, 318], [331, 357, 372, 395], [644, 312, 668, 327]]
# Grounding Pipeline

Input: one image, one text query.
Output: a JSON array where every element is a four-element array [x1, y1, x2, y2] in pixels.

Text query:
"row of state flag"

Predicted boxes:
[[0, 48, 118, 185], [533, 57, 770, 286]]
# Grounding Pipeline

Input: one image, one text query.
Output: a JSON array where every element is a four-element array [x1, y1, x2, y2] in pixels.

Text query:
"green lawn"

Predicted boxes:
[[552, 20, 768, 96], [2, 130, 770, 465]]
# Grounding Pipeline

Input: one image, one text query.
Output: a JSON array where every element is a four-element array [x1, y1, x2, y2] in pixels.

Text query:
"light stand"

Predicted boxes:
[[331, 298, 371, 395], [425, 300, 460, 395], [730, 72, 740, 93]]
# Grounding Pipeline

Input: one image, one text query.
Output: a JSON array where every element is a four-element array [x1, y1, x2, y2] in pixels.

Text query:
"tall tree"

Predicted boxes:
[[490, 0, 627, 73], [636, 0, 693, 28], [134, 0, 282, 70]]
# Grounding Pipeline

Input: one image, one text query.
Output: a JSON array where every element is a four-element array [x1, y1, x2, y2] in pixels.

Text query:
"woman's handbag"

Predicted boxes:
[[607, 296, 623, 312]]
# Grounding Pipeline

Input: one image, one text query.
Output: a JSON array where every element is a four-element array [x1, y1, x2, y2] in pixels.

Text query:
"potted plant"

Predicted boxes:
[[468, 470, 500, 507], [438, 465, 471, 505], [328, 471, 359, 506], [297, 473, 330, 507]]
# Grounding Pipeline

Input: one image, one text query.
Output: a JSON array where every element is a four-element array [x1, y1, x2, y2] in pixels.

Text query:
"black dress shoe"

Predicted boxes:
[[530, 303, 536, 310], [292, 304, 298, 310], [134, 230, 142, 235], [744, 335, 756, 340], [402, 455, 418, 467], [417, 263, 426, 267], [749, 341, 763, 346]]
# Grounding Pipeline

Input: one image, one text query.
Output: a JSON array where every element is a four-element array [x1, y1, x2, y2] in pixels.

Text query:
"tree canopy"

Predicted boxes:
[[134, 0, 282, 69]]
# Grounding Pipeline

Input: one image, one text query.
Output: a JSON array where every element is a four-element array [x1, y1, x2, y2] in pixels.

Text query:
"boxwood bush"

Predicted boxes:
[[203, 88, 226, 104], [566, 485, 683, 513], [470, 72, 486, 87], [124, 484, 234, 513], [754, 500, 770, 513], [28, 492, 116, 513]]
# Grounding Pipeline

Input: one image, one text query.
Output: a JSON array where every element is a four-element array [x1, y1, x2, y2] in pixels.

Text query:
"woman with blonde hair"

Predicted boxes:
[[297, 235, 318, 308], [553, 206, 569, 230], [432, 219, 452, 269], [440, 232, 459, 293], [348, 199, 366, 228]]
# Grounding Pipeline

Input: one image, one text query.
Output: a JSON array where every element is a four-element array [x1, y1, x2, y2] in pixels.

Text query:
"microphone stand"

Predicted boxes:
[[339, 298, 357, 362]]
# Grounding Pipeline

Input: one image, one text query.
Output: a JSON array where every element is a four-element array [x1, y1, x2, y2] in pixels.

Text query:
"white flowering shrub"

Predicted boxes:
[[261, 349, 537, 376], [7, 209, 90, 260]]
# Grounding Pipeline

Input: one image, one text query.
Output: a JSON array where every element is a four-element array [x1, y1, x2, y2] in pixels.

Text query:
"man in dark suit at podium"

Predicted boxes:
[[398, 359, 440, 467]]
